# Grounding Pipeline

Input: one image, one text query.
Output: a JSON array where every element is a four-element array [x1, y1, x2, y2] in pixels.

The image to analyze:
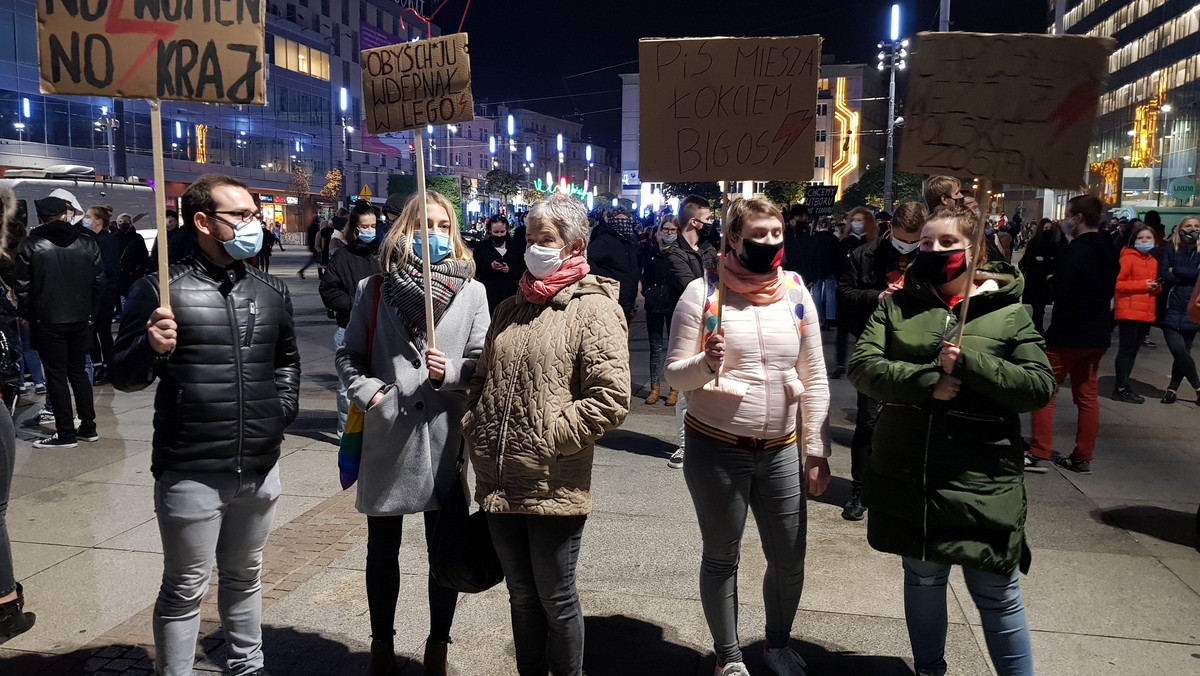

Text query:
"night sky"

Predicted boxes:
[[449, 0, 1049, 149]]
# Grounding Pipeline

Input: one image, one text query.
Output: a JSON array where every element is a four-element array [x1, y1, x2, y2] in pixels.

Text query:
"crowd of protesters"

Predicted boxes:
[[0, 165, 1198, 676]]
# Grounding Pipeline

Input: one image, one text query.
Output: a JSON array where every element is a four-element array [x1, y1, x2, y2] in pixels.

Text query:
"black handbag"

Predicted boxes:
[[430, 446, 504, 594]]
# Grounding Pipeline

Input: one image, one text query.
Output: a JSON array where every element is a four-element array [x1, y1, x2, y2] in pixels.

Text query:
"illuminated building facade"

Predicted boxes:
[[1060, 0, 1200, 209]]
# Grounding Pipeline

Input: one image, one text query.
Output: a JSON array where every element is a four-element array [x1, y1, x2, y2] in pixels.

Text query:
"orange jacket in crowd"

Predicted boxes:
[[1114, 247, 1162, 323]]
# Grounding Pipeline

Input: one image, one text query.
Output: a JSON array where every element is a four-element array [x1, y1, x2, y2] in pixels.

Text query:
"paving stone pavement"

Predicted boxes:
[[1, 250, 1199, 676]]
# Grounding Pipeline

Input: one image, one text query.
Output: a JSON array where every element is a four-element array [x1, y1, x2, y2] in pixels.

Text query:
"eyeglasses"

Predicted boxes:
[[209, 209, 261, 223]]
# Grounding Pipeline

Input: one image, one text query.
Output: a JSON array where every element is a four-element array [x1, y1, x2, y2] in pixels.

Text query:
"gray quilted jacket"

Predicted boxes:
[[464, 274, 631, 516]]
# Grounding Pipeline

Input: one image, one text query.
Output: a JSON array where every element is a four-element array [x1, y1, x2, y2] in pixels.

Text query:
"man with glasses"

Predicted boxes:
[[111, 173, 300, 676], [663, 195, 719, 469]]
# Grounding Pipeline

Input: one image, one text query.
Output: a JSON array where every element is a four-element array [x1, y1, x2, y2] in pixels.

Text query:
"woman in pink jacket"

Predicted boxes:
[[666, 197, 831, 676]]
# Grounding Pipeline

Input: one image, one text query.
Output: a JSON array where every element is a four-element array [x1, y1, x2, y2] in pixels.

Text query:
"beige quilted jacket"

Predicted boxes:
[[463, 274, 631, 516]]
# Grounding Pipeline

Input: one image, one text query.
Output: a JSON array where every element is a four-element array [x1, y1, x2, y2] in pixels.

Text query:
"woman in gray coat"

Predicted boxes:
[[336, 191, 490, 676]]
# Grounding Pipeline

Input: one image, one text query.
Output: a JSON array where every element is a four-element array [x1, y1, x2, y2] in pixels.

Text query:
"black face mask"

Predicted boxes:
[[739, 238, 785, 274], [1180, 229, 1199, 243], [909, 248, 970, 285], [492, 235, 507, 245]]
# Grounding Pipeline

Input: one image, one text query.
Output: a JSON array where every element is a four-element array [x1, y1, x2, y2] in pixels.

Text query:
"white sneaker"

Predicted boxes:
[[763, 646, 807, 676], [715, 662, 751, 676], [667, 448, 684, 469]]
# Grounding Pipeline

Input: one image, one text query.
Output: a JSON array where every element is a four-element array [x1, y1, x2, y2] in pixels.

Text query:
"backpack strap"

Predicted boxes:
[[366, 275, 383, 362]]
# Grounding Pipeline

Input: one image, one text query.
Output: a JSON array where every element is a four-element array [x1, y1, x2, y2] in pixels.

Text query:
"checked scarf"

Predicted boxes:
[[382, 250, 474, 348]]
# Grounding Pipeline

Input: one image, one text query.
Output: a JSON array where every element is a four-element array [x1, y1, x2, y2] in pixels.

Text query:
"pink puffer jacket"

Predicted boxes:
[[665, 274, 831, 458]]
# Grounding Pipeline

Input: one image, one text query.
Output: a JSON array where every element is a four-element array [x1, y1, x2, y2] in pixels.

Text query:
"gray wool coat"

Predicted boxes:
[[335, 274, 490, 516]]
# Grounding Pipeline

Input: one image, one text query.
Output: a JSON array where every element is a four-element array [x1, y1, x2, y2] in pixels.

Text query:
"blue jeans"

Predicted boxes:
[[646, 311, 669, 386], [334, 327, 348, 437], [902, 558, 1033, 676], [812, 276, 837, 323], [18, 322, 44, 386]]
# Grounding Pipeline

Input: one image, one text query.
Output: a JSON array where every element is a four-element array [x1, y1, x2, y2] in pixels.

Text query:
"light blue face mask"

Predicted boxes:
[[358, 228, 377, 243], [222, 219, 263, 260], [413, 232, 452, 263], [1134, 241, 1155, 254]]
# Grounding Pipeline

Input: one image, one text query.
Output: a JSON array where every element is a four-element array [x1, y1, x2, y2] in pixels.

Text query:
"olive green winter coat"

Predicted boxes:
[[848, 262, 1054, 576]]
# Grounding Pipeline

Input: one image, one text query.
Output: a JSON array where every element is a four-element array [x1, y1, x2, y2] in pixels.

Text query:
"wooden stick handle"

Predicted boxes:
[[953, 177, 992, 346], [149, 101, 170, 309], [413, 135, 436, 351]]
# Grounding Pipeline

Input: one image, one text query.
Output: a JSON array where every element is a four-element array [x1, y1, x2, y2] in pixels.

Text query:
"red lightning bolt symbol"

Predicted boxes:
[[773, 110, 814, 164], [1048, 82, 1100, 137], [105, 0, 179, 88]]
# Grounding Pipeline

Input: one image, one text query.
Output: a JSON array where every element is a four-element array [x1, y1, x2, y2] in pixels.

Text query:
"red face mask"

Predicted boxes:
[[910, 248, 969, 284]]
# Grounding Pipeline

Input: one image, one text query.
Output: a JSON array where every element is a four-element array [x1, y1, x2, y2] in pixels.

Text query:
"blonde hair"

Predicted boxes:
[[844, 207, 879, 242], [1171, 216, 1200, 252], [723, 197, 785, 253], [379, 191, 473, 271], [923, 175, 961, 212]]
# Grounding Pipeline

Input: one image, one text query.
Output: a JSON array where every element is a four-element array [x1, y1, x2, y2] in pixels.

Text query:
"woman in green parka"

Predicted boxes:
[[848, 206, 1054, 676]]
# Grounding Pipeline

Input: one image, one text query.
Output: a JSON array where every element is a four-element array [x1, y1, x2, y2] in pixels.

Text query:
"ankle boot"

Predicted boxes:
[[0, 583, 35, 645], [367, 638, 397, 676], [644, 383, 661, 405], [664, 388, 679, 406], [423, 638, 450, 676]]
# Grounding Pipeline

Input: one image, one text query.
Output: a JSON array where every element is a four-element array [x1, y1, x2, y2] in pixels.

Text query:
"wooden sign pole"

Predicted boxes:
[[953, 177, 992, 346], [412, 134, 437, 351], [149, 100, 170, 309]]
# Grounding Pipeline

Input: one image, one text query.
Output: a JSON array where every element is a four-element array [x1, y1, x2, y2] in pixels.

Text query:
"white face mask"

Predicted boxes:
[[524, 244, 567, 279], [891, 237, 919, 254]]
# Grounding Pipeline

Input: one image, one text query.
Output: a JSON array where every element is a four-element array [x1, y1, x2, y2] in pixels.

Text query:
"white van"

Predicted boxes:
[[0, 165, 158, 252]]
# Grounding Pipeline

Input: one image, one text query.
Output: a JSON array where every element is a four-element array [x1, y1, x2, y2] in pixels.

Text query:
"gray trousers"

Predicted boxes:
[[682, 428, 808, 665], [153, 465, 281, 676]]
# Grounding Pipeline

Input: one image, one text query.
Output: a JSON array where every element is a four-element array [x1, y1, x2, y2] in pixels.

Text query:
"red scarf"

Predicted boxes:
[[723, 255, 786, 305], [519, 256, 591, 304]]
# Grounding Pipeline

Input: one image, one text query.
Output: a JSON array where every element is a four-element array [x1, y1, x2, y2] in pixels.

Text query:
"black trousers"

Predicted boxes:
[[1164, 328, 1200, 391], [33, 321, 95, 439], [91, 287, 120, 365], [850, 391, 880, 486], [365, 512, 458, 643], [1114, 320, 1152, 390]]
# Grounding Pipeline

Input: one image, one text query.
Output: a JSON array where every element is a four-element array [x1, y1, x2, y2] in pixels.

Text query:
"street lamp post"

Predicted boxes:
[[524, 145, 533, 185], [94, 104, 119, 177], [585, 144, 593, 189], [507, 114, 516, 173], [877, 3, 908, 213], [1156, 103, 1173, 207]]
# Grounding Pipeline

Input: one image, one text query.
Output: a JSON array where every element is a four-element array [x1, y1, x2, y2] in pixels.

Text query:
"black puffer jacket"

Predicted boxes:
[[15, 219, 103, 324], [111, 254, 301, 476], [320, 238, 380, 327], [588, 222, 644, 314]]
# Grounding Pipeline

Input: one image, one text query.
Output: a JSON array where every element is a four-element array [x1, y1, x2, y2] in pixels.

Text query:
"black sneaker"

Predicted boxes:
[[77, 427, 99, 443], [33, 434, 77, 449], [1055, 456, 1092, 475], [842, 486, 866, 521], [667, 448, 684, 469], [21, 410, 55, 428], [1162, 390, 1177, 404], [1112, 387, 1145, 404], [1024, 453, 1050, 473]]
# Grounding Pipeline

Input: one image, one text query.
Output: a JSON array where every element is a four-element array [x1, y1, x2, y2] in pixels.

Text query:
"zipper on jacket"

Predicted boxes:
[[754, 304, 771, 438], [226, 295, 245, 473], [244, 300, 257, 348], [923, 310, 954, 560], [495, 317, 535, 491]]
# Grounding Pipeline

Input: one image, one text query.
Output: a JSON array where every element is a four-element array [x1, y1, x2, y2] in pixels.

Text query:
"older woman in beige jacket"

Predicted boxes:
[[463, 195, 630, 676], [666, 197, 831, 676]]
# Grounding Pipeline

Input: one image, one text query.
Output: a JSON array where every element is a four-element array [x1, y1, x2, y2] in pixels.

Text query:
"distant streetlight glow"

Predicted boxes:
[[890, 3, 900, 41], [339, 87, 348, 112]]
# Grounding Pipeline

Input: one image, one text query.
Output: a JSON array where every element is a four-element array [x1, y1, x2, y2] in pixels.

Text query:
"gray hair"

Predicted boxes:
[[528, 196, 590, 250]]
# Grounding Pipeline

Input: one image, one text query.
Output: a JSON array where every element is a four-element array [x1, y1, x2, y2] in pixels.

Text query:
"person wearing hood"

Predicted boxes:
[[0, 184, 34, 644], [587, 208, 643, 320], [666, 197, 830, 676], [472, 214, 524, 313], [1017, 219, 1062, 334], [110, 173, 300, 676], [835, 201, 927, 521], [48, 188, 84, 226], [463, 195, 630, 676], [15, 196, 102, 449], [641, 217, 681, 406], [336, 190, 489, 676], [1158, 217, 1200, 405], [1111, 223, 1164, 404], [116, 212, 152, 301], [848, 206, 1054, 676], [320, 200, 382, 438], [86, 206, 122, 384]]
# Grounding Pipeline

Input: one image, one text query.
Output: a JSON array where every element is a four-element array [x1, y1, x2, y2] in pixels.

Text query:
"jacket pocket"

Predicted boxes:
[[702, 375, 750, 398], [244, 300, 258, 348]]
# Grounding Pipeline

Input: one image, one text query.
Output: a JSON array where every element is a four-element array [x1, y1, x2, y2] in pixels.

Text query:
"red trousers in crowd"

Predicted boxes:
[[1030, 347, 1107, 463]]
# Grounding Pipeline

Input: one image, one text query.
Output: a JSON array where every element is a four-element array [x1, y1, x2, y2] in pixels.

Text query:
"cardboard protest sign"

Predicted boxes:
[[638, 36, 821, 182], [804, 185, 837, 216], [362, 33, 474, 135], [899, 32, 1114, 189], [37, 0, 266, 104]]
